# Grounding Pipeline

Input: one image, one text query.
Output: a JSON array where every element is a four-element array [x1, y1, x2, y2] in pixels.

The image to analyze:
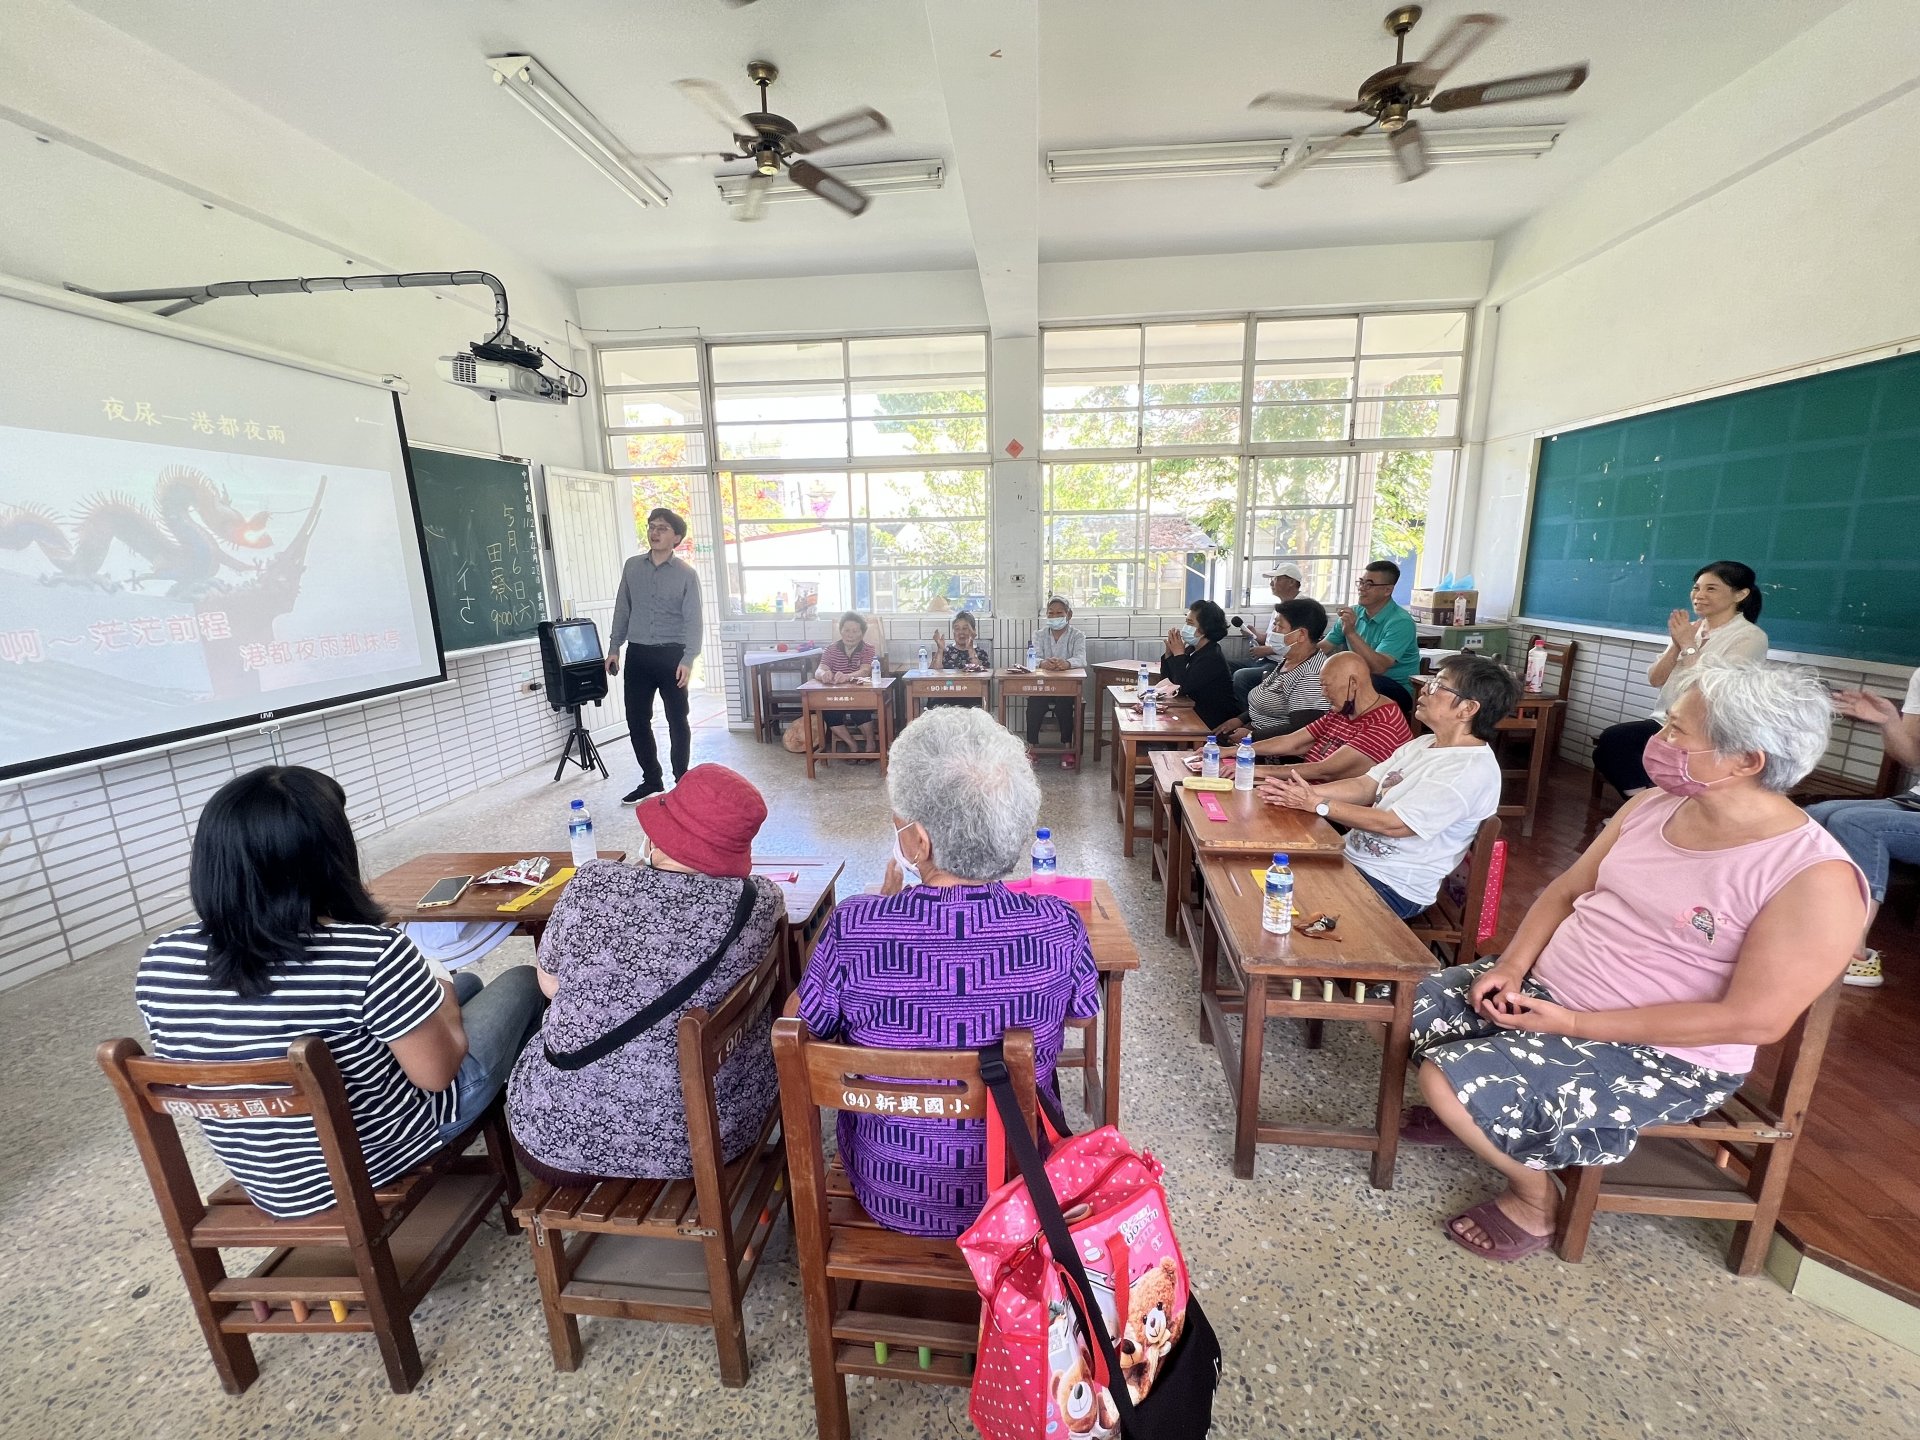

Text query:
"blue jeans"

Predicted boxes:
[[1232, 659, 1276, 709], [1806, 797, 1920, 902], [439, 965, 545, 1139], [1356, 864, 1429, 920]]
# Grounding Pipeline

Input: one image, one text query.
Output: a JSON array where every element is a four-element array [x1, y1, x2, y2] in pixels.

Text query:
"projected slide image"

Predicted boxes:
[[0, 426, 426, 768]]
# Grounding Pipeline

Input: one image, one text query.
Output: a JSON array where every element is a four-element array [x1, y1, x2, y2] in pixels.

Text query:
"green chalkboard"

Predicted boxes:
[[1519, 349, 1920, 665], [408, 445, 548, 652]]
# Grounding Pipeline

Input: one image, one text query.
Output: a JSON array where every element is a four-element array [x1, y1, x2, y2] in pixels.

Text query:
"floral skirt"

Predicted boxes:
[[1410, 958, 1745, 1171]]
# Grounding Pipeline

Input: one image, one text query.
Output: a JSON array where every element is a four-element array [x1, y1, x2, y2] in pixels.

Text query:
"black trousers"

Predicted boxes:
[[1025, 697, 1078, 745], [1593, 717, 1660, 796], [623, 642, 690, 782]]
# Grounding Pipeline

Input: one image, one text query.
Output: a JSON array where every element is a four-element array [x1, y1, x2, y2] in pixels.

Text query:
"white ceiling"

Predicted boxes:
[[65, 0, 1850, 288]]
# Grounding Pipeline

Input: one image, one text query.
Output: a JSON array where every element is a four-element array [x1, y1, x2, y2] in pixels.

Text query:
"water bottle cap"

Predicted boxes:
[[570, 799, 585, 810], [1206, 735, 1217, 743], [1035, 828, 1050, 840], [1273, 852, 1289, 865]]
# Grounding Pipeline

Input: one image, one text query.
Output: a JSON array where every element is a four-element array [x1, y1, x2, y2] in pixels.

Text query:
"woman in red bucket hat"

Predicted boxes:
[[506, 764, 783, 1183]]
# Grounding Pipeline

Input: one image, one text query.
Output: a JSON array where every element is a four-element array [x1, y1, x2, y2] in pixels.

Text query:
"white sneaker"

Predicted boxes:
[[1843, 949, 1884, 988]]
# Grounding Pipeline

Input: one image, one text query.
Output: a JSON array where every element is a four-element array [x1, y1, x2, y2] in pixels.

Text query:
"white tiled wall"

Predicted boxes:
[[0, 644, 572, 992], [1503, 622, 1909, 788], [712, 611, 1246, 729]]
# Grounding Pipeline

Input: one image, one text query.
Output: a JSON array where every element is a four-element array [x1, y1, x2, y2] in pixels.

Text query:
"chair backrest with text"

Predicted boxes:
[[772, 1015, 1038, 1440]]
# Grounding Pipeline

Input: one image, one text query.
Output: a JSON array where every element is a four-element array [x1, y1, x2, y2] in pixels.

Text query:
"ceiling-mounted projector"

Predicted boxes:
[[437, 348, 572, 405]]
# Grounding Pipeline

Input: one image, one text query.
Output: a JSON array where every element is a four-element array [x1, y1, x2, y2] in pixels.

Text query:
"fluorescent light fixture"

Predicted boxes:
[[1048, 140, 1291, 182], [487, 53, 670, 208], [716, 160, 946, 207], [1046, 125, 1561, 183]]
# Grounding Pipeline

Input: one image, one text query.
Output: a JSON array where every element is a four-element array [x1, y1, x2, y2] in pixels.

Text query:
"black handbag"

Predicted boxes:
[[979, 1044, 1222, 1439], [541, 879, 758, 1071]]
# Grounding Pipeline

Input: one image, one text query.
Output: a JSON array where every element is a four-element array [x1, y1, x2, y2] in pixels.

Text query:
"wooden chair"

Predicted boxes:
[[98, 1035, 519, 1394], [1788, 749, 1905, 806], [1552, 982, 1841, 1276], [513, 928, 789, 1384], [773, 1016, 1038, 1440], [1407, 816, 1503, 967], [1494, 639, 1576, 838]]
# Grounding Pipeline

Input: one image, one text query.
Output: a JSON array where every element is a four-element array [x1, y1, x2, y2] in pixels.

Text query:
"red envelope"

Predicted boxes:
[[1196, 793, 1229, 822]]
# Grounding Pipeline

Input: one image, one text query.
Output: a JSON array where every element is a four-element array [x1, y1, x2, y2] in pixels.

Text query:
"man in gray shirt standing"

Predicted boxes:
[[606, 507, 703, 802]]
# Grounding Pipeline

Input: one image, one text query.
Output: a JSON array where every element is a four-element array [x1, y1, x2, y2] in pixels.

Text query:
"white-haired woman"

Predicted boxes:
[[1406, 660, 1867, 1263], [796, 706, 1099, 1238]]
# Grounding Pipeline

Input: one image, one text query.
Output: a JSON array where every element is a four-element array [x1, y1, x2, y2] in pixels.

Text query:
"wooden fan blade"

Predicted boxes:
[[1388, 121, 1429, 182], [736, 172, 772, 222], [673, 77, 754, 139], [788, 159, 870, 215], [1248, 89, 1358, 113], [1431, 64, 1589, 112], [789, 107, 891, 154], [1405, 13, 1504, 90], [1257, 122, 1373, 189]]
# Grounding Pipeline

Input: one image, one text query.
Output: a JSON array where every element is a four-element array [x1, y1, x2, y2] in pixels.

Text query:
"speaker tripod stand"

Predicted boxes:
[[552, 705, 608, 782]]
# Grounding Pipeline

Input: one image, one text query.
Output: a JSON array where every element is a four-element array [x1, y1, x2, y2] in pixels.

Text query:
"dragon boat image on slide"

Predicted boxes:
[[0, 465, 273, 599]]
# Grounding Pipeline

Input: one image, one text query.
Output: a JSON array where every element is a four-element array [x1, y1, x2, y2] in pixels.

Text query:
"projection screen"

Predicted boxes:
[[0, 285, 445, 782]]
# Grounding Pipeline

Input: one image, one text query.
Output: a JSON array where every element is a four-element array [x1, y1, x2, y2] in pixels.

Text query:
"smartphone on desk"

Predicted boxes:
[[418, 875, 473, 909]]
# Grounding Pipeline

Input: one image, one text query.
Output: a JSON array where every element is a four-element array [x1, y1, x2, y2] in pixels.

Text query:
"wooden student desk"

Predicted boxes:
[[1163, 773, 1345, 941], [751, 855, 846, 988], [1091, 660, 1158, 761], [858, 877, 1140, 1129], [997, 667, 1087, 762], [902, 669, 992, 723], [797, 676, 897, 778], [743, 647, 822, 742], [1107, 694, 1210, 857], [1192, 852, 1434, 1185], [368, 850, 627, 943]]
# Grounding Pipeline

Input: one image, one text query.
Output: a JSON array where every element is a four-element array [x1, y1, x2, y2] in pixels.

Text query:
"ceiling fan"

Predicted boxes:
[[1248, 7, 1587, 188], [654, 61, 891, 219]]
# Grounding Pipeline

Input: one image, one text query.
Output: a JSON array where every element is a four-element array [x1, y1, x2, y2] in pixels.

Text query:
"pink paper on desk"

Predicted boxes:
[[1002, 876, 1094, 902], [753, 871, 801, 884], [1195, 793, 1230, 822]]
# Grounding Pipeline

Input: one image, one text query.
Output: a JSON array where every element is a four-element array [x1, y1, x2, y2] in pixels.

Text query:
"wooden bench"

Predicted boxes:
[[514, 929, 789, 1384], [99, 1034, 518, 1394]]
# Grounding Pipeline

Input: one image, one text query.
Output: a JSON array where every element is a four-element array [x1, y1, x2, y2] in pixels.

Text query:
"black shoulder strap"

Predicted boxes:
[[978, 1042, 1141, 1433], [542, 879, 759, 1072]]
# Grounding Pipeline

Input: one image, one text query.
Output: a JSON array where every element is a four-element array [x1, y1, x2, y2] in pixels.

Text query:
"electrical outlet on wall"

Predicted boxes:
[[1009, 573, 1026, 587]]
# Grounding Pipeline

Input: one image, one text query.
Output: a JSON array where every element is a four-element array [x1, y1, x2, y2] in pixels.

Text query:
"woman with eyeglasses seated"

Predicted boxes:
[[813, 610, 880, 751], [1591, 560, 1769, 797], [507, 765, 784, 1183], [134, 766, 545, 1219], [1403, 661, 1865, 1263], [1263, 655, 1517, 920], [796, 706, 1099, 1238], [1158, 599, 1239, 732]]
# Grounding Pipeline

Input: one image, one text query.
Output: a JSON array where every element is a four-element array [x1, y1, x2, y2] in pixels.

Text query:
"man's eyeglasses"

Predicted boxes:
[[1355, 578, 1392, 589]]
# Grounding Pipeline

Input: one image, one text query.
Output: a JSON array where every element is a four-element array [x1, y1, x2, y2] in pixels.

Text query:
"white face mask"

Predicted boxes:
[[1180, 624, 1198, 645], [1046, 616, 1068, 631], [891, 821, 924, 887]]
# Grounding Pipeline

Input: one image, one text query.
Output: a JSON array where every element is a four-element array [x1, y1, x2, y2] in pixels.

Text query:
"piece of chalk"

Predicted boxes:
[[329, 1301, 349, 1323], [250, 1301, 271, 1322], [290, 1300, 310, 1323], [874, 1341, 890, 1365], [918, 1345, 933, 1369], [1322, 980, 1335, 1002]]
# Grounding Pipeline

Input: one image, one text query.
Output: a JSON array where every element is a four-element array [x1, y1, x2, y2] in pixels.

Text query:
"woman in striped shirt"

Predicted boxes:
[[134, 767, 544, 1219], [797, 706, 1100, 1238], [813, 610, 880, 751]]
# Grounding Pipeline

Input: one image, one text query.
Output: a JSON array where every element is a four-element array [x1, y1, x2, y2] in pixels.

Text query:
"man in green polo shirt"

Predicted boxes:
[[1321, 558, 1419, 712]]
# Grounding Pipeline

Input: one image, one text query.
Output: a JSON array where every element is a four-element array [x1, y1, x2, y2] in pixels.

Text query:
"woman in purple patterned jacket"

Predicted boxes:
[[797, 706, 1100, 1238]]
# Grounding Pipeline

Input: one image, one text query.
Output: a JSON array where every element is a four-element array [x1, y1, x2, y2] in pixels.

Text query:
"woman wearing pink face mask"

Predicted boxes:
[[1404, 660, 1866, 1264]]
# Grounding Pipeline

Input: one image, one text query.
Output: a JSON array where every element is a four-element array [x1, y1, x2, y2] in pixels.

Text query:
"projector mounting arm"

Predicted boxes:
[[71, 271, 584, 397]]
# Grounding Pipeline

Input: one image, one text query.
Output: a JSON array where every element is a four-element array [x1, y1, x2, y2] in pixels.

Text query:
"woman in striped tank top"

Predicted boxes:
[[1406, 662, 1867, 1263]]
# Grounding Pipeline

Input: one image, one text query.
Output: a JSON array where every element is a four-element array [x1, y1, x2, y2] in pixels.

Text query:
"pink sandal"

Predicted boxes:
[[1444, 1198, 1553, 1263]]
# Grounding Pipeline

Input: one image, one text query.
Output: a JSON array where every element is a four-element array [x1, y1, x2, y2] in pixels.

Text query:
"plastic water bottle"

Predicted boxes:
[[1524, 635, 1548, 694], [1136, 660, 1151, 694], [917, 644, 929, 672], [1141, 688, 1157, 722], [1202, 735, 1220, 779], [1030, 827, 1057, 885], [567, 800, 595, 869], [1262, 853, 1293, 936], [870, 655, 882, 685], [1027, 641, 1039, 670], [1234, 735, 1256, 791]]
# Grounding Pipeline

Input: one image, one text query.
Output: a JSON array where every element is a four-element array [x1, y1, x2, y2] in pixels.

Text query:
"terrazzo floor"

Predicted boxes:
[[4, 723, 1918, 1439]]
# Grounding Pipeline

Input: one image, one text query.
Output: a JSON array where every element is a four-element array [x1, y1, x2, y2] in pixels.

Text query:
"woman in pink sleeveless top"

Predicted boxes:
[[1408, 661, 1867, 1263]]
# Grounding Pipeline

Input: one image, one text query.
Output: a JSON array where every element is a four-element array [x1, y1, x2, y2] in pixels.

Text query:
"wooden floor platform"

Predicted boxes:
[[1500, 761, 1920, 1306]]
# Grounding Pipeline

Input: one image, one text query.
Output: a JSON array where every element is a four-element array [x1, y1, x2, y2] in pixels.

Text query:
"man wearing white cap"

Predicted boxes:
[[1233, 562, 1307, 708]]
